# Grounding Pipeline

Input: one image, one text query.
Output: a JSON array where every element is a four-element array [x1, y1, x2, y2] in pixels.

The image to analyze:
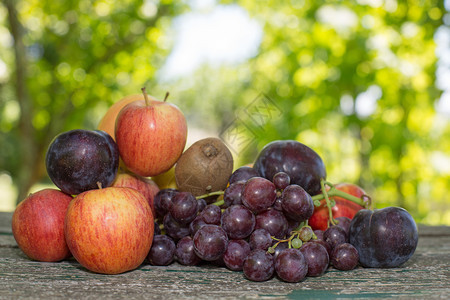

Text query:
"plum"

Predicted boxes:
[[348, 207, 418, 268], [45, 129, 119, 195], [253, 140, 326, 196]]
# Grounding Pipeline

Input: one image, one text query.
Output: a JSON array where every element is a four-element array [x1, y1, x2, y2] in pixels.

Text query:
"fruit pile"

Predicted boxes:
[[11, 89, 419, 282]]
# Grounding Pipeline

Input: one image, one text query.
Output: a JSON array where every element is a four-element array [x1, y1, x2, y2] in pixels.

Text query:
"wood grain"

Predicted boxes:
[[1, 212, 449, 299]]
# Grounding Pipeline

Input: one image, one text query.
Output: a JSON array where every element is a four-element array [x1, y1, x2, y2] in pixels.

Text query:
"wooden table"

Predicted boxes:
[[1, 211, 449, 299]]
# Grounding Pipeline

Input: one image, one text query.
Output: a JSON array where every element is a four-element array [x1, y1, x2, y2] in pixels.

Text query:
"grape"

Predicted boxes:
[[223, 239, 251, 271], [255, 209, 289, 239], [223, 181, 245, 207], [249, 228, 272, 250], [197, 198, 207, 212], [163, 213, 190, 241], [221, 205, 255, 239], [200, 204, 221, 225], [271, 241, 288, 260], [241, 177, 277, 213], [175, 236, 202, 266], [274, 248, 308, 283], [147, 235, 175, 266], [291, 238, 302, 249], [193, 224, 228, 261], [154, 221, 161, 236], [298, 226, 314, 242], [331, 243, 359, 271], [314, 229, 324, 241], [281, 184, 314, 222], [273, 197, 283, 211], [243, 249, 274, 282], [169, 192, 198, 225], [272, 172, 290, 190], [311, 239, 332, 258], [228, 166, 259, 185], [189, 215, 207, 236], [300, 241, 329, 277], [324, 226, 348, 249], [335, 216, 352, 235], [154, 189, 179, 218], [287, 219, 300, 233]]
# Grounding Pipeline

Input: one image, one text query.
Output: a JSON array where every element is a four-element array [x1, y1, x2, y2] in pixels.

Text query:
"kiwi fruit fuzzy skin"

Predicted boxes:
[[175, 137, 233, 197]]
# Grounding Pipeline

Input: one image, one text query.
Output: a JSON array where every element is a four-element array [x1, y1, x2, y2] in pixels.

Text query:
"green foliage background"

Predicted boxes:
[[0, 0, 449, 225]]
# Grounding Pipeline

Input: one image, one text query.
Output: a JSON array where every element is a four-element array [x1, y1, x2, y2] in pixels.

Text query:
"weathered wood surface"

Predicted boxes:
[[1, 211, 449, 299]]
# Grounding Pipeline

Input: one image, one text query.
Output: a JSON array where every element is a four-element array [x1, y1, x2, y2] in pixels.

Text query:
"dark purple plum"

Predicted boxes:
[[253, 140, 326, 196], [228, 166, 259, 184], [147, 235, 176, 266], [45, 129, 119, 195], [348, 207, 419, 268]]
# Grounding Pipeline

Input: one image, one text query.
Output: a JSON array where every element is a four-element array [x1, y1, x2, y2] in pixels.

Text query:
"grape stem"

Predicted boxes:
[[196, 191, 225, 207], [310, 179, 370, 226]]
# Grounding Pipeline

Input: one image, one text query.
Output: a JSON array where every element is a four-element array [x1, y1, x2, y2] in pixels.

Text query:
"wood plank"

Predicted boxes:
[[1, 237, 449, 299], [1, 211, 449, 299]]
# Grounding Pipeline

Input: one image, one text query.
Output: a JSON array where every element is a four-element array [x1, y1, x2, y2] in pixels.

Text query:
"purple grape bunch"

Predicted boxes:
[[148, 141, 417, 283], [149, 165, 357, 283]]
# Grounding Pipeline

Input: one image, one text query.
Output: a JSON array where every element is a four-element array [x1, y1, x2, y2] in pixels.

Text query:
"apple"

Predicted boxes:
[[309, 183, 366, 231], [12, 189, 73, 262], [64, 187, 154, 274], [97, 93, 158, 141], [115, 88, 187, 177], [111, 172, 159, 217]]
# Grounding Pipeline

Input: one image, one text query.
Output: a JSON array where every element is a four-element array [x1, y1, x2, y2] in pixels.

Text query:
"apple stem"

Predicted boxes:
[[96, 181, 102, 189], [141, 87, 150, 106], [164, 92, 169, 102]]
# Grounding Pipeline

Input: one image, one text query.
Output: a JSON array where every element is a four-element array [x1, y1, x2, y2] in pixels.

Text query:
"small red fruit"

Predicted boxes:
[[309, 183, 366, 231]]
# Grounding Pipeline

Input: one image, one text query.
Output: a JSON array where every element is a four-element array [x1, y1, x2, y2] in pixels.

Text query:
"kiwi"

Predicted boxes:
[[175, 137, 234, 197]]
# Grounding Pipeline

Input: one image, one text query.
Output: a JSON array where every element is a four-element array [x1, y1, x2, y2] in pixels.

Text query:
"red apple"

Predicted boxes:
[[97, 93, 159, 141], [115, 89, 188, 177], [12, 189, 73, 262], [309, 183, 366, 231], [111, 172, 159, 217], [64, 187, 154, 274]]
